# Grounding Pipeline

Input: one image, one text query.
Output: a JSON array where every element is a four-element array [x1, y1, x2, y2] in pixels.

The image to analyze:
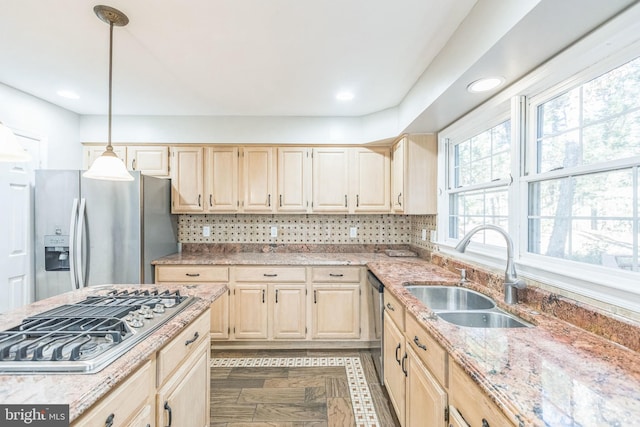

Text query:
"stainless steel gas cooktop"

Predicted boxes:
[[0, 289, 194, 374]]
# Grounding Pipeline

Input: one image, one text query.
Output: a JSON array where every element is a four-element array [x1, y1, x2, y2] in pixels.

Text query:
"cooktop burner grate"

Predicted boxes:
[[0, 289, 194, 373]]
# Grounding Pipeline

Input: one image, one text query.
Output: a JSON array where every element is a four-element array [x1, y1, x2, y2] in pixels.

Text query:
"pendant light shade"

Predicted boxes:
[[84, 5, 133, 182], [0, 122, 31, 162]]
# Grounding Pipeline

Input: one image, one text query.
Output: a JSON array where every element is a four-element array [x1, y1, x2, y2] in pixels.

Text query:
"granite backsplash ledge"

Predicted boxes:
[[431, 252, 640, 353], [180, 243, 415, 254]]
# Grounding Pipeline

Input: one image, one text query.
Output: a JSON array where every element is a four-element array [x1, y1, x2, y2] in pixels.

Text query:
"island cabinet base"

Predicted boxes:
[[71, 309, 211, 427], [155, 264, 376, 347]]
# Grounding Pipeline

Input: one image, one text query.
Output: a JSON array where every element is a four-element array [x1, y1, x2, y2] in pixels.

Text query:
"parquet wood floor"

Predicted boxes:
[[210, 349, 400, 427]]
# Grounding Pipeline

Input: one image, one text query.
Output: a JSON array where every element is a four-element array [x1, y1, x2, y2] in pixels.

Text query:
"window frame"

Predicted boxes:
[[437, 6, 640, 314]]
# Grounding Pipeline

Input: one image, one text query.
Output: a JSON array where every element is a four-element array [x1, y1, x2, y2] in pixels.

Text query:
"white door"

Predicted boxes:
[[0, 130, 44, 312]]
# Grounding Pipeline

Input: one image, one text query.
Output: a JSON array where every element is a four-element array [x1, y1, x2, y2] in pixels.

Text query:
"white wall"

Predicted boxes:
[[0, 83, 81, 169]]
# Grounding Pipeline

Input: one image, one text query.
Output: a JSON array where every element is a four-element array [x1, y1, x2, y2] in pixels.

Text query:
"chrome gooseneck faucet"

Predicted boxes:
[[454, 224, 526, 304]]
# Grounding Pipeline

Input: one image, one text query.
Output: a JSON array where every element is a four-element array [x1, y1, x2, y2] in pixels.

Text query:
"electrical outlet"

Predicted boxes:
[[430, 230, 437, 242], [202, 226, 211, 237], [350, 227, 358, 238], [270, 226, 278, 237], [421, 229, 427, 241]]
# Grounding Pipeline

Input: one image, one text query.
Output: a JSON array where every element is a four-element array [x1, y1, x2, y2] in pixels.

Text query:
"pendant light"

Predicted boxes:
[[84, 5, 133, 181], [0, 122, 31, 162]]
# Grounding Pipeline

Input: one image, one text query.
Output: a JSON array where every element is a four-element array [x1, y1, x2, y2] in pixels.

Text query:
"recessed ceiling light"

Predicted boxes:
[[57, 90, 80, 100], [467, 77, 505, 93], [336, 91, 354, 101]]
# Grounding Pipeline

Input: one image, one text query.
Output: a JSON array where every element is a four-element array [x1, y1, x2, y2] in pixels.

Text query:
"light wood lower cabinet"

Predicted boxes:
[[233, 284, 269, 339], [210, 289, 230, 339], [449, 362, 515, 427], [157, 338, 210, 427], [311, 284, 360, 339], [272, 284, 307, 339], [71, 360, 154, 427], [383, 311, 406, 426], [405, 346, 447, 427]]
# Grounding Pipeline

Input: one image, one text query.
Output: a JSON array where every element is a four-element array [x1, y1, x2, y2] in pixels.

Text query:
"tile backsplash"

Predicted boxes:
[[178, 214, 436, 246]]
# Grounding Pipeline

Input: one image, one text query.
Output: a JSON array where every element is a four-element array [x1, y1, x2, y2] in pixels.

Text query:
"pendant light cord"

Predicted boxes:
[[107, 20, 114, 152]]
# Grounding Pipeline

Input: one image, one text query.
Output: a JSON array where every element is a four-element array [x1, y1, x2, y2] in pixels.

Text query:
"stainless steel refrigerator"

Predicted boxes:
[[34, 170, 178, 300]]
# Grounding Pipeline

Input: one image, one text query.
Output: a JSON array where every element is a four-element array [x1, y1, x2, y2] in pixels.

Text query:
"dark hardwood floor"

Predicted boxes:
[[210, 349, 400, 427]]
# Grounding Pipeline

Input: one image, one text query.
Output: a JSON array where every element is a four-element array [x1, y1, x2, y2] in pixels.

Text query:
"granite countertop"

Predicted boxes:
[[367, 259, 640, 427], [152, 251, 406, 266], [0, 283, 227, 422]]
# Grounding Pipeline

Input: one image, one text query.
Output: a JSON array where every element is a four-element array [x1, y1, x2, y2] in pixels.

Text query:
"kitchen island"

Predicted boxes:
[[0, 283, 227, 424]]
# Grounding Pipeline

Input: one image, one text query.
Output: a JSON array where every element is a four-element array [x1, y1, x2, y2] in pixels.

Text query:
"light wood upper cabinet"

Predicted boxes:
[[312, 147, 350, 212], [241, 147, 276, 213], [82, 145, 169, 177], [278, 147, 311, 213], [205, 146, 239, 212], [127, 145, 170, 177], [391, 134, 437, 214], [170, 146, 204, 213], [351, 147, 390, 213], [82, 145, 127, 170]]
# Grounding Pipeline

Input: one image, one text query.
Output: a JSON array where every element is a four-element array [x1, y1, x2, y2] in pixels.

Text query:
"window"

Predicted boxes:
[[528, 56, 640, 272], [447, 119, 512, 247]]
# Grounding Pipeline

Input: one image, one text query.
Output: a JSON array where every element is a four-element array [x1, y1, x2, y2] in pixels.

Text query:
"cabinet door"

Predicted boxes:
[[351, 147, 390, 213], [127, 145, 169, 177], [83, 145, 126, 170], [157, 339, 210, 427], [211, 289, 230, 339], [311, 284, 360, 339], [125, 403, 153, 427], [391, 138, 405, 213], [205, 146, 238, 212], [449, 406, 470, 427], [272, 284, 306, 339], [241, 147, 275, 212], [406, 346, 447, 427], [277, 147, 311, 212], [383, 312, 406, 427], [312, 148, 349, 212], [233, 284, 268, 339], [170, 147, 204, 213]]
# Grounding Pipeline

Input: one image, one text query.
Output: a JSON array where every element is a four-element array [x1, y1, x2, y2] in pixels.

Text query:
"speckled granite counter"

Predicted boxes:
[[152, 251, 403, 266], [367, 259, 640, 427], [0, 283, 227, 422]]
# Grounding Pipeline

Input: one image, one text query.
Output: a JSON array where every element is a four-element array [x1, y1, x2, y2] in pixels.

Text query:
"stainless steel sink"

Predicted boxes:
[[405, 285, 496, 311], [437, 311, 531, 328], [404, 285, 532, 328]]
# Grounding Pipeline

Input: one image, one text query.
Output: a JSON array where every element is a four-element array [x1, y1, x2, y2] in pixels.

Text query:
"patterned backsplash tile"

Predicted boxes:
[[178, 214, 433, 245], [410, 214, 438, 252]]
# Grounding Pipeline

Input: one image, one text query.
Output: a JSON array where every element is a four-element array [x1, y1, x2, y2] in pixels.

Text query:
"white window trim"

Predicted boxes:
[[436, 2, 640, 315]]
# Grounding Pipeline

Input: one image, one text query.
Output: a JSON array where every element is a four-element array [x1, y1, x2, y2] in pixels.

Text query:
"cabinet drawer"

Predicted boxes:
[[234, 266, 306, 282], [157, 309, 210, 386], [405, 313, 447, 387], [384, 290, 404, 331], [71, 361, 152, 426], [450, 362, 516, 427], [311, 266, 360, 282], [156, 265, 229, 283]]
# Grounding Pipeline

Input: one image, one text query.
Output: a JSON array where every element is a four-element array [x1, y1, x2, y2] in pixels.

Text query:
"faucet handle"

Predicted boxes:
[[455, 268, 467, 283]]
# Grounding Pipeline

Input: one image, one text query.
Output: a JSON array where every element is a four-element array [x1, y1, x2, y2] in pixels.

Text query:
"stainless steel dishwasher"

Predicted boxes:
[[367, 270, 384, 384]]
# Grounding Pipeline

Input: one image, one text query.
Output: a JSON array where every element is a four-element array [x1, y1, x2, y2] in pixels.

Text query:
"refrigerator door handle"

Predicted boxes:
[[76, 198, 87, 288], [68, 198, 79, 290]]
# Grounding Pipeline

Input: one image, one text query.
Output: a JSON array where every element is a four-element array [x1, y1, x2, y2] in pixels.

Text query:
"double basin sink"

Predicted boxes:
[[405, 285, 531, 328]]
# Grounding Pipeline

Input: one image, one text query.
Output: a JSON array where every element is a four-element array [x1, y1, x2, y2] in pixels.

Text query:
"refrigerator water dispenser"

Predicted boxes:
[[44, 235, 70, 271]]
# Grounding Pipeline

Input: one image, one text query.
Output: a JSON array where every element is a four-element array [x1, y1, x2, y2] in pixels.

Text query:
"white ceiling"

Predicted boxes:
[[0, 0, 638, 134]]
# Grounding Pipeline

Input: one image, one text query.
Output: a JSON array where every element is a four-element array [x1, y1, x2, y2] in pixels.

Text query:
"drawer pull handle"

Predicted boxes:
[[263, 273, 278, 277], [395, 343, 401, 364], [185, 273, 200, 277], [414, 336, 427, 351], [329, 273, 344, 277], [164, 401, 173, 427], [482, 419, 490, 427], [185, 331, 199, 346], [386, 303, 395, 311], [401, 353, 407, 376], [105, 413, 114, 427]]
